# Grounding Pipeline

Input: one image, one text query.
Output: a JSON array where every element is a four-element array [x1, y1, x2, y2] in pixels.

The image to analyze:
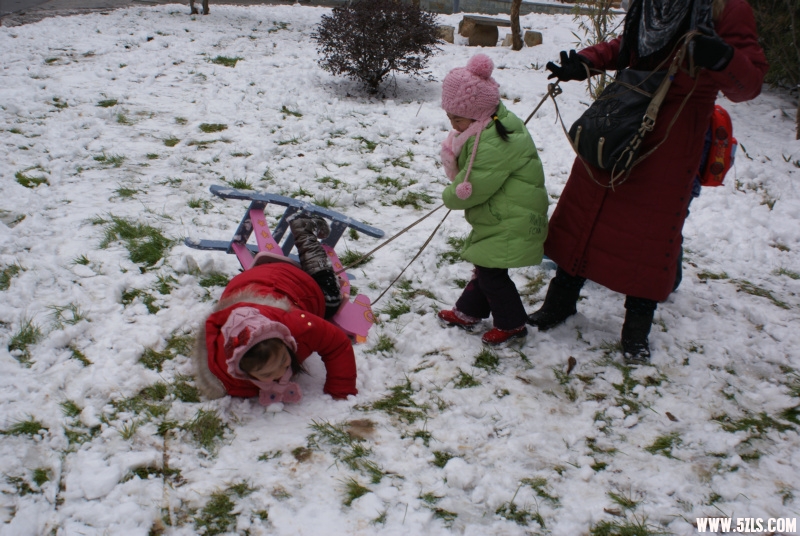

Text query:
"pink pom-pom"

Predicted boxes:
[[456, 181, 472, 199], [467, 54, 494, 80]]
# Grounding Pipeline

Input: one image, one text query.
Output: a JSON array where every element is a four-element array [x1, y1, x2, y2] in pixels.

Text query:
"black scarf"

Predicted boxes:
[[620, 0, 713, 66]]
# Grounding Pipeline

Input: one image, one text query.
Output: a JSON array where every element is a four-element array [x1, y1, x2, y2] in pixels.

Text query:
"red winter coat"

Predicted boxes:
[[544, 0, 768, 301], [203, 263, 357, 399]]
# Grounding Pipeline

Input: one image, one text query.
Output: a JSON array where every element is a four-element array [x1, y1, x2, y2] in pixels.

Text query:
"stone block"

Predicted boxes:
[[524, 30, 543, 47], [438, 25, 454, 44], [468, 25, 498, 47]]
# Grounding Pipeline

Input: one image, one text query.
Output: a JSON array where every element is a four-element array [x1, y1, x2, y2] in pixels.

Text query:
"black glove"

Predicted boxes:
[[546, 50, 592, 82], [692, 30, 734, 71]]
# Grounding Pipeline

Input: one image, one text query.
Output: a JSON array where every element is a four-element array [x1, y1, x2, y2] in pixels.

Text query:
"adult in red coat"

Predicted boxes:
[[192, 260, 358, 404], [529, 0, 768, 363]]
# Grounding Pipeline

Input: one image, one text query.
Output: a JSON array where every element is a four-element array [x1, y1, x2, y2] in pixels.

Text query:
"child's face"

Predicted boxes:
[[249, 345, 292, 382], [447, 112, 475, 133]]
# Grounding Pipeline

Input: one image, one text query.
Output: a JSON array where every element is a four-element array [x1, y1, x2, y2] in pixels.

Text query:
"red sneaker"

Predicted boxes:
[[481, 326, 528, 346], [437, 309, 479, 331]]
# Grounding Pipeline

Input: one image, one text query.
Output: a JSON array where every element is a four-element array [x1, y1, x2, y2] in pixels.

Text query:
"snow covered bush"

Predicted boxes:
[[311, 0, 442, 95]]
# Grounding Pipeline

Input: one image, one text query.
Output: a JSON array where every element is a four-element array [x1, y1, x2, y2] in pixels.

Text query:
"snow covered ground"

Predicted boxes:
[[1, 4, 799, 535]]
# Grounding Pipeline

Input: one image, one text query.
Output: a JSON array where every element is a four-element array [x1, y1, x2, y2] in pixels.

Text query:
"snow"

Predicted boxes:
[[1, 4, 799, 535]]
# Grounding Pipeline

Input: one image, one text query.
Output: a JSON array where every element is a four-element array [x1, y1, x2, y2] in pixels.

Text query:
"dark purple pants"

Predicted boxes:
[[455, 265, 527, 330]]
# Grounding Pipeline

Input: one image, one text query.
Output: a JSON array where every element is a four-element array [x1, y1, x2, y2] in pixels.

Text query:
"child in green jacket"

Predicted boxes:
[[438, 54, 549, 346]]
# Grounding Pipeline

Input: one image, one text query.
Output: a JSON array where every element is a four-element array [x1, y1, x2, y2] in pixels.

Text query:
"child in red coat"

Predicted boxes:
[[193, 216, 357, 405]]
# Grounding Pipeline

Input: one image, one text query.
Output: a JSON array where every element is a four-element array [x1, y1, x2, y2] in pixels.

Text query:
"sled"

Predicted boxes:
[[184, 185, 385, 342]]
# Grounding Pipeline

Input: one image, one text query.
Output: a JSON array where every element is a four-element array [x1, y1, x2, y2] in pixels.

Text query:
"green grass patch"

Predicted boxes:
[[199, 271, 230, 288], [776, 267, 800, 280], [60, 400, 82, 419], [280, 105, 302, 117], [188, 198, 212, 212], [0, 264, 21, 291], [365, 333, 395, 355], [121, 288, 159, 314], [589, 516, 667, 535], [2, 416, 47, 436], [521, 477, 560, 505], [101, 216, 174, 267], [454, 369, 480, 389], [317, 176, 344, 188], [49, 303, 88, 328], [473, 348, 499, 372], [342, 478, 370, 506], [714, 411, 795, 439], [697, 270, 728, 281], [432, 451, 453, 468], [608, 490, 640, 511], [199, 122, 227, 133], [183, 409, 227, 452], [337, 249, 372, 269], [164, 136, 180, 147], [522, 271, 548, 298], [210, 56, 242, 67], [69, 345, 92, 366], [93, 153, 125, 167], [195, 491, 236, 535], [155, 274, 178, 295], [15, 170, 49, 188], [309, 420, 384, 483], [644, 432, 682, 459], [8, 318, 43, 367], [734, 279, 790, 309], [5, 476, 39, 496], [258, 450, 282, 462], [226, 178, 253, 190], [312, 195, 338, 208], [379, 300, 410, 320], [369, 379, 428, 424], [32, 468, 49, 487], [392, 191, 433, 209], [114, 186, 138, 198], [353, 136, 377, 152], [173, 375, 200, 403], [97, 99, 118, 107], [439, 236, 465, 266]]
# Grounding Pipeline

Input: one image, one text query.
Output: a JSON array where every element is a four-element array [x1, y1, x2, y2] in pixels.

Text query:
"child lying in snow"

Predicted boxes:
[[192, 214, 357, 405]]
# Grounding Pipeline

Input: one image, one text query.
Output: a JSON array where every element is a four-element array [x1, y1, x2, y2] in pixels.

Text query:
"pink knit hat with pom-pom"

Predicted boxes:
[[442, 54, 499, 121], [441, 54, 500, 199]]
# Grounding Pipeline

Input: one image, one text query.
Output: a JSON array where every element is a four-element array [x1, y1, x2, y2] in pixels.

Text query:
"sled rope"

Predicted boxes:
[[335, 204, 450, 305]]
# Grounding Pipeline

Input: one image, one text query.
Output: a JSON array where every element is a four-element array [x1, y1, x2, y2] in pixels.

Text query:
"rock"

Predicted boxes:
[[438, 25, 454, 44], [524, 30, 543, 47]]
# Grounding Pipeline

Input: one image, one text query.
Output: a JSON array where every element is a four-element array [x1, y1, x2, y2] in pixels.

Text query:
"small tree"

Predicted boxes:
[[572, 0, 623, 99], [312, 0, 442, 95], [750, 0, 800, 139], [510, 0, 523, 51]]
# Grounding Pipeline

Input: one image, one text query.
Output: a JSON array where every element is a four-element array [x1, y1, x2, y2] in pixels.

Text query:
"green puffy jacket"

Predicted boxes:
[[442, 102, 548, 269]]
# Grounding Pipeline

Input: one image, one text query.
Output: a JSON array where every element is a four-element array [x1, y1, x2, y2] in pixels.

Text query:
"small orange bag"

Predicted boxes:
[[698, 105, 737, 187]]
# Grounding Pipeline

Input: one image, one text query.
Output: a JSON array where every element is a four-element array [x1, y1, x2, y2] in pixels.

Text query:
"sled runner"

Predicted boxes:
[[185, 185, 385, 342]]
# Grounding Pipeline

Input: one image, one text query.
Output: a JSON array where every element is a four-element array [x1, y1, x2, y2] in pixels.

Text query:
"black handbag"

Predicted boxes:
[[568, 68, 668, 176]]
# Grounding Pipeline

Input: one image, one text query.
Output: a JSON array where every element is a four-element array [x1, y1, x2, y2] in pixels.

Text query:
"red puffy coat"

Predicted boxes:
[[544, 0, 768, 301], [203, 263, 357, 399]]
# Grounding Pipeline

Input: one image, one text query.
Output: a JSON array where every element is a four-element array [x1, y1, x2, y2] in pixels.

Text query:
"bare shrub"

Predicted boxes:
[[312, 0, 442, 95]]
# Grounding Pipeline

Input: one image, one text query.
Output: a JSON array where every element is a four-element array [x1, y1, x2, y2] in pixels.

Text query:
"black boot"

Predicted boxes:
[[289, 214, 332, 275], [289, 214, 341, 318], [621, 296, 657, 365], [526, 267, 585, 331]]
